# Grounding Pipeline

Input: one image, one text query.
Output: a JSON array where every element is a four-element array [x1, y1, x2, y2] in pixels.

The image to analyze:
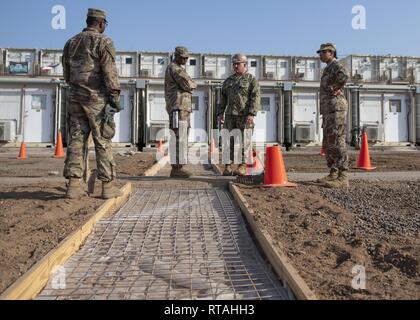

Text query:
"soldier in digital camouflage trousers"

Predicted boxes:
[[165, 47, 197, 178], [62, 8, 122, 199], [317, 43, 350, 188], [217, 54, 261, 176]]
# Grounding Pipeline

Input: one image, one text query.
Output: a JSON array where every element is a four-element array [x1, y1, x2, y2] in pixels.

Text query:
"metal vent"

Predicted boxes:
[[364, 126, 380, 142], [266, 72, 275, 80], [204, 70, 215, 78], [0, 121, 14, 141], [295, 124, 314, 142], [140, 69, 151, 77]]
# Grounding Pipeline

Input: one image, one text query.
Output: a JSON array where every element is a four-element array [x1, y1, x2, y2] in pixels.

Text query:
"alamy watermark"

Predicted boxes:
[[352, 5, 366, 30], [51, 5, 66, 30]]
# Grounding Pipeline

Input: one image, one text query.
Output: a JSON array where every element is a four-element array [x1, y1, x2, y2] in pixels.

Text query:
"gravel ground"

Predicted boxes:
[[238, 181, 420, 300]]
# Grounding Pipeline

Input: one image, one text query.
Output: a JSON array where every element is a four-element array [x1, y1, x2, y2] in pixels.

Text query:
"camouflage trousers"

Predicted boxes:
[[223, 115, 254, 165], [64, 101, 116, 182], [169, 110, 190, 169], [322, 111, 349, 171]]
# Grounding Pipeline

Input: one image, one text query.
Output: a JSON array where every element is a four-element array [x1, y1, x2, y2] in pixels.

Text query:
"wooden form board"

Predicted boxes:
[[0, 183, 132, 300], [229, 182, 317, 300]]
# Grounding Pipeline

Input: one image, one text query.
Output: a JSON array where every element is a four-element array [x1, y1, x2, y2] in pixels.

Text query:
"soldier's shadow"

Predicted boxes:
[[0, 190, 65, 201]]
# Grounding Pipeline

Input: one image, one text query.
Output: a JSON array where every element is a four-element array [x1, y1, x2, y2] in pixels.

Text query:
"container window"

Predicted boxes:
[[389, 100, 401, 113], [31, 95, 47, 110], [260, 97, 271, 112], [157, 58, 166, 65], [190, 59, 197, 66], [279, 62, 287, 68], [119, 95, 125, 111], [192, 96, 199, 111], [250, 61, 257, 68], [126, 57, 133, 64]]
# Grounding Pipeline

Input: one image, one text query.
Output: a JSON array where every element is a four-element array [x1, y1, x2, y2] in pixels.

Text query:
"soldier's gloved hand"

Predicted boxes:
[[108, 99, 121, 113], [104, 104, 118, 123]]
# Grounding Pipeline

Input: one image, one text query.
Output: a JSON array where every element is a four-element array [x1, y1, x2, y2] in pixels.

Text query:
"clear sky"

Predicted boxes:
[[0, 0, 419, 57]]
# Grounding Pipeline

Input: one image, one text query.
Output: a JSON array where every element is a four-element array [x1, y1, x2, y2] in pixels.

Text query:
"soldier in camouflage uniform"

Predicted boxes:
[[317, 43, 350, 188], [217, 54, 260, 176], [165, 47, 197, 178], [62, 8, 122, 199]]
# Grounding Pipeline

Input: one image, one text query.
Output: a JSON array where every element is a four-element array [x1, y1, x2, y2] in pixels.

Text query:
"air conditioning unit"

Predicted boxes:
[[204, 70, 215, 78], [353, 73, 363, 80], [266, 72, 275, 80], [140, 69, 151, 77], [0, 121, 16, 142], [149, 124, 168, 141], [295, 124, 314, 142], [364, 125, 381, 142]]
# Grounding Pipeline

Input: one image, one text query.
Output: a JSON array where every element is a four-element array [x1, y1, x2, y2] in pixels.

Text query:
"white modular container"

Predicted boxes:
[[5, 49, 38, 76], [263, 56, 291, 80], [292, 90, 322, 144], [139, 52, 169, 78], [185, 54, 201, 79], [292, 57, 321, 81], [203, 55, 231, 79], [359, 92, 409, 143], [406, 58, 420, 83], [340, 55, 378, 82], [40, 49, 63, 76], [116, 51, 138, 78], [246, 56, 262, 80]]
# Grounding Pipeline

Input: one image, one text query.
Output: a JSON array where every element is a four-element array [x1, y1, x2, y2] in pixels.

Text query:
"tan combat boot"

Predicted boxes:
[[223, 164, 233, 176], [66, 178, 86, 199], [324, 169, 349, 189], [102, 181, 123, 199], [317, 168, 339, 184], [170, 165, 192, 178], [234, 164, 247, 177]]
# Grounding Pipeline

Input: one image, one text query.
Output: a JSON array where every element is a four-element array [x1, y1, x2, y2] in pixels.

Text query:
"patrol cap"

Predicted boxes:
[[317, 43, 337, 54], [174, 47, 189, 58], [87, 8, 107, 21], [232, 54, 247, 64]]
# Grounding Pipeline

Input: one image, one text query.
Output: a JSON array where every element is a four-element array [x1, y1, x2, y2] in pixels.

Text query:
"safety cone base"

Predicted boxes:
[[257, 181, 298, 188], [355, 166, 376, 171], [54, 155, 65, 159]]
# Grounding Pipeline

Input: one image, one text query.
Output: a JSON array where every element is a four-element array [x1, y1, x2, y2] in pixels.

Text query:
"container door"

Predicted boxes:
[[384, 95, 408, 142], [189, 90, 207, 143], [24, 89, 54, 143], [113, 91, 132, 143], [253, 93, 277, 143]]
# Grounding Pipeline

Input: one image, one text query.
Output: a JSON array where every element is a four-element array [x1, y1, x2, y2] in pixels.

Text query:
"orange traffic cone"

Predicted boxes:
[[17, 141, 27, 160], [356, 132, 376, 171], [54, 132, 65, 158], [210, 138, 217, 155], [320, 147, 326, 156], [258, 145, 297, 188], [157, 139, 164, 157]]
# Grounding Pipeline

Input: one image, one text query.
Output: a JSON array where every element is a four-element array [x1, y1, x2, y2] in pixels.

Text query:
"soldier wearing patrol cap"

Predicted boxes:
[[217, 54, 260, 176], [62, 8, 122, 199], [317, 43, 350, 188], [164, 46, 197, 178]]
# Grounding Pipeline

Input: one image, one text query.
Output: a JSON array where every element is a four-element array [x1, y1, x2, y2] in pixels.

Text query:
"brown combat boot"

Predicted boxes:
[[317, 168, 339, 184], [223, 164, 233, 176], [324, 169, 349, 189], [170, 166, 192, 178], [234, 164, 247, 177], [66, 178, 87, 199], [102, 181, 123, 199]]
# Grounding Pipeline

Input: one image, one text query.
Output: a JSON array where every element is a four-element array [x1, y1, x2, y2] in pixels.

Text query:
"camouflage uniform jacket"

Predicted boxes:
[[320, 59, 349, 115], [219, 73, 260, 117], [62, 27, 120, 105], [165, 62, 197, 114]]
